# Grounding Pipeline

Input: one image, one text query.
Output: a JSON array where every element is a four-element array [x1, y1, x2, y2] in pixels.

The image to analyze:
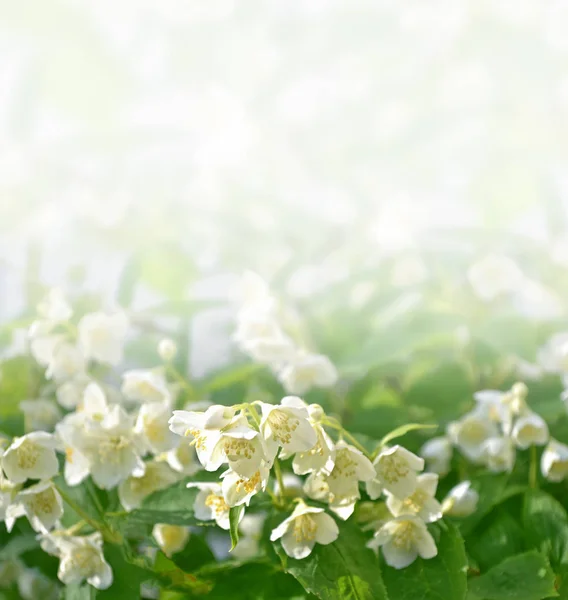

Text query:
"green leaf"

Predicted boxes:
[[274, 517, 389, 600], [230, 505, 245, 551], [116, 480, 202, 531], [382, 522, 467, 600], [0, 356, 40, 423], [467, 551, 558, 600], [522, 489, 568, 569], [378, 423, 437, 448]]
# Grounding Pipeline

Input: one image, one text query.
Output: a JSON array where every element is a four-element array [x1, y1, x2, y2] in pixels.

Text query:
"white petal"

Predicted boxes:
[[281, 530, 316, 559]]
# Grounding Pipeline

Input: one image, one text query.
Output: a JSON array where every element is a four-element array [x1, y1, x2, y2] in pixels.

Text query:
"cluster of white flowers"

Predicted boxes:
[[421, 382, 549, 477], [234, 272, 338, 395]]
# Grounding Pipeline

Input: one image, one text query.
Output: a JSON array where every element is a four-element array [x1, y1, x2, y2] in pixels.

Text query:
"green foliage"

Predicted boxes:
[[381, 522, 468, 600], [275, 518, 389, 600]]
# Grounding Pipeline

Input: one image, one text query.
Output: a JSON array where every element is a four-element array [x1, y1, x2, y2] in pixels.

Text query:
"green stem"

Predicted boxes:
[[529, 444, 538, 489], [54, 484, 100, 532], [323, 419, 370, 458], [273, 458, 286, 505], [166, 364, 196, 404]]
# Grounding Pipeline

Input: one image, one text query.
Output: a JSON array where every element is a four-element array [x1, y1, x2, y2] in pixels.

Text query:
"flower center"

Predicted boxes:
[[16, 439, 41, 470], [379, 454, 410, 484], [235, 470, 262, 495], [267, 410, 300, 445], [392, 521, 416, 551], [293, 514, 317, 543], [28, 488, 57, 515], [223, 438, 256, 460], [186, 429, 207, 450], [329, 449, 357, 480], [205, 493, 229, 516]]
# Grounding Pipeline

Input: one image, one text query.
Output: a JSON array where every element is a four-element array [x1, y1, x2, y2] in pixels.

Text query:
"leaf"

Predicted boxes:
[[522, 489, 568, 569], [467, 551, 558, 600], [153, 551, 213, 594], [274, 517, 389, 600], [379, 423, 437, 448], [116, 480, 202, 530], [382, 522, 467, 600], [230, 505, 245, 551]]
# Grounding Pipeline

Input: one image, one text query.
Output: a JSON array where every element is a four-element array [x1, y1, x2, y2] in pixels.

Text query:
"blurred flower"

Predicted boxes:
[[419, 437, 452, 476], [122, 369, 171, 405], [385, 473, 443, 523], [152, 524, 190, 557], [467, 254, 523, 301], [78, 311, 129, 366], [6, 480, 63, 533], [158, 338, 177, 361], [118, 461, 179, 511], [541, 439, 568, 482], [1, 432, 59, 483], [441, 481, 478, 517], [20, 399, 62, 432]]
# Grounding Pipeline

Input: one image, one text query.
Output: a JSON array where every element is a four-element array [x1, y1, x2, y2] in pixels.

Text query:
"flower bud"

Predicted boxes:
[[158, 338, 177, 361]]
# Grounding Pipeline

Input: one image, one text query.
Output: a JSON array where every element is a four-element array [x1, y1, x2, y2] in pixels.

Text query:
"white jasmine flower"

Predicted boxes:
[[135, 402, 179, 455], [0, 467, 18, 522], [419, 437, 452, 476], [158, 338, 177, 362], [481, 436, 515, 473], [56, 374, 92, 410], [1, 432, 59, 483], [188, 482, 232, 529], [441, 481, 479, 517], [290, 404, 336, 476], [163, 441, 201, 476], [541, 439, 568, 482], [20, 399, 62, 433], [511, 411, 549, 449], [78, 311, 129, 366], [152, 524, 190, 557], [367, 445, 424, 501], [118, 461, 179, 511], [236, 271, 275, 313], [385, 473, 443, 523], [277, 350, 338, 395], [242, 333, 297, 366], [512, 279, 563, 321], [447, 409, 500, 462], [6, 480, 63, 533], [37, 288, 73, 323], [46, 342, 86, 383], [467, 254, 523, 301], [368, 515, 437, 569], [537, 332, 568, 375], [41, 532, 113, 590], [121, 370, 171, 405], [273, 473, 304, 498], [29, 325, 65, 367], [58, 405, 145, 489], [259, 396, 317, 455], [221, 463, 270, 507], [324, 441, 375, 520], [169, 404, 236, 470], [270, 501, 339, 559]]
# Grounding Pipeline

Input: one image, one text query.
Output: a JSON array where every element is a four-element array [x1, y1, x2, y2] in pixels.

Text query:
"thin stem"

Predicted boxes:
[[323, 419, 370, 458], [529, 444, 538, 489], [246, 403, 262, 429], [166, 364, 196, 403], [273, 458, 286, 505], [54, 484, 100, 532]]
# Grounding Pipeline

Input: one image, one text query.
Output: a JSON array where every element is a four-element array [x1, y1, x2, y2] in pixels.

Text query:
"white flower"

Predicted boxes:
[[169, 404, 235, 469], [0, 466, 18, 523], [56, 374, 92, 410], [290, 404, 336, 476], [37, 288, 73, 323], [221, 463, 270, 507], [118, 461, 179, 511], [385, 473, 442, 523], [367, 445, 424, 501], [135, 402, 179, 455], [481, 436, 515, 473], [152, 524, 190, 557], [163, 442, 201, 476], [368, 515, 437, 569], [1, 432, 59, 483], [58, 404, 145, 489], [511, 411, 549, 449], [20, 399, 62, 433], [277, 350, 338, 395], [259, 396, 317, 455], [188, 482, 232, 529], [158, 338, 178, 362], [17, 567, 59, 600], [29, 323, 65, 367], [6, 480, 63, 533], [442, 481, 479, 517], [41, 532, 113, 590], [419, 437, 452, 476], [447, 409, 500, 462], [121, 370, 171, 405], [323, 441, 375, 520], [537, 332, 568, 375], [541, 439, 568, 482], [235, 312, 295, 366], [273, 473, 304, 498], [232, 535, 261, 560], [46, 342, 85, 383], [467, 254, 523, 301], [270, 501, 339, 559], [78, 311, 129, 366]]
